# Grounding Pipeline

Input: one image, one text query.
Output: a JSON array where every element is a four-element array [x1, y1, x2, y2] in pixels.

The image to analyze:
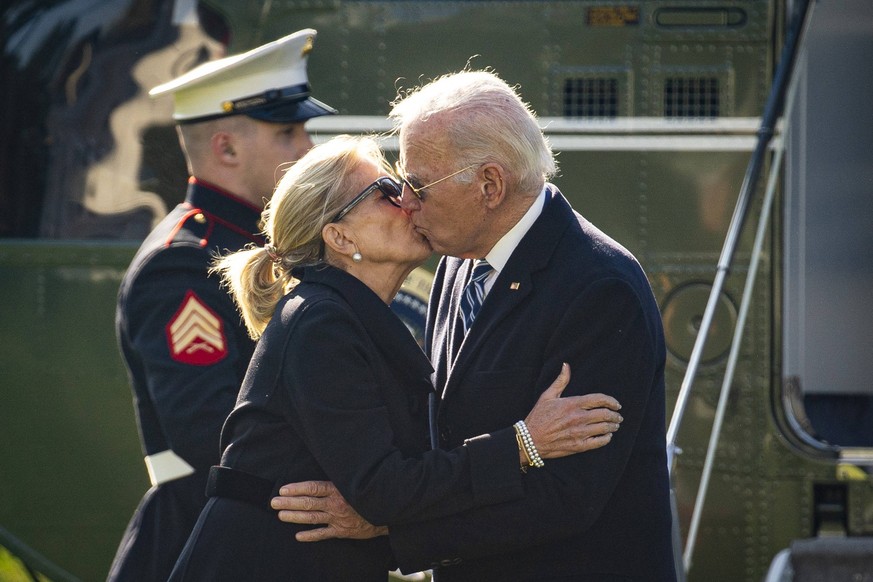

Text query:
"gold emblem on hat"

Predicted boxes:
[[301, 36, 314, 56], [221, 101, 234, 113]]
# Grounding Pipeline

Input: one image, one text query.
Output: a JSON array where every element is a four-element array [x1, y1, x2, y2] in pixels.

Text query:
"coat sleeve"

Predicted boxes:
[[389, 276, 666, 571], [122, 245, 250, 470], [283, 298, 524, 525]]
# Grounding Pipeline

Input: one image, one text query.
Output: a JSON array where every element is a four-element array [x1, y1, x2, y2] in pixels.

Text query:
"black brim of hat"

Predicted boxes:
[[245, 96, 337, 123]]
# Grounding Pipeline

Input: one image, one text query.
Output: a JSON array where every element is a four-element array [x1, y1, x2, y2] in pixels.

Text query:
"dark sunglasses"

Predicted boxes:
[[331, 177, 403, 222]]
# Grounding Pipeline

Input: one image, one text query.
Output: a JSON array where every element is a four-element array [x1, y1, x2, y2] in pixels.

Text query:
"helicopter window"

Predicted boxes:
[[563, 77, 619, 118], [664, 76, 720, 118]]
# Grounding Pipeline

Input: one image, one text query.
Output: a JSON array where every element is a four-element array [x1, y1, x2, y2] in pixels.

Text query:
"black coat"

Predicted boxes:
[[110, 179, 264, 582], [170, 266, 523, 581], [389, 187, 677, 582]]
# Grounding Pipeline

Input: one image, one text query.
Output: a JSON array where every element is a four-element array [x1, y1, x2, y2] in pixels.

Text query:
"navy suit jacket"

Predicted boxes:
[[389, 187, 676, 581]]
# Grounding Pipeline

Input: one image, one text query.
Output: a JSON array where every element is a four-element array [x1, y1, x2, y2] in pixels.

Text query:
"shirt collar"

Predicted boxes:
[[484, 185, 547, 274]]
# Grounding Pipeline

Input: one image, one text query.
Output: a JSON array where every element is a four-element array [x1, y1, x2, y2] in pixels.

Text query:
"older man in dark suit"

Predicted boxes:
[[274, 70, 676, 582]]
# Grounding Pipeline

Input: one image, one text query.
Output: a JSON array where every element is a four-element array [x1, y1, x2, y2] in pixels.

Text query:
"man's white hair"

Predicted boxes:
[[390, 70, 556, 194]]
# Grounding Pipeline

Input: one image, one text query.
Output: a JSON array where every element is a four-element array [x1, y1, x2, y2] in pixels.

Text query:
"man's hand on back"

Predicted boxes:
[[271, 480, 387, 541]]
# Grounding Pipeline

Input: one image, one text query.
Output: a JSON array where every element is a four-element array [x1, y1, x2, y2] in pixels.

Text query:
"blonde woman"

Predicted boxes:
[[169, 135, 622, 581]]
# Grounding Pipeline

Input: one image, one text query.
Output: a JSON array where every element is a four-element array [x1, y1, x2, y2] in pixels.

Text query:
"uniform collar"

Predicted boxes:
[[185, 177, 263, 236]]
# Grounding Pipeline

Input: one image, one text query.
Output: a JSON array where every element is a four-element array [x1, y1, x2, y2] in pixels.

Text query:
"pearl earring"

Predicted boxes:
[[352, 251, 362, 263]]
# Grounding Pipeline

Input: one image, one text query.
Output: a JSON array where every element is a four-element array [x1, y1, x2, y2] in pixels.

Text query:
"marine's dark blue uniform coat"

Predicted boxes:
[[109, 178, 264, 581]]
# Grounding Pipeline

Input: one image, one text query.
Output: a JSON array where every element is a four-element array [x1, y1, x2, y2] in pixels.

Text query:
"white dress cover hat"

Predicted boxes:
[[150, 28, 336, 123]]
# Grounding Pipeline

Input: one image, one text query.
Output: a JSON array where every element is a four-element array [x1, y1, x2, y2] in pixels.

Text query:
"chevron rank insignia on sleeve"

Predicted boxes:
[[165, 290, 228, 365]]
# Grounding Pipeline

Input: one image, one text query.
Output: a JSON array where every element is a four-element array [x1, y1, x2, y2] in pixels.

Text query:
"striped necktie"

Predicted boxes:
[[459, 259, 493, 333]]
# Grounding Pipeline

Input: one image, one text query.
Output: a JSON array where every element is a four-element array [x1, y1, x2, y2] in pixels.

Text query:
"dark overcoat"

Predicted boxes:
[[170, 266, 522, 581], [389, 187, 677, 582]]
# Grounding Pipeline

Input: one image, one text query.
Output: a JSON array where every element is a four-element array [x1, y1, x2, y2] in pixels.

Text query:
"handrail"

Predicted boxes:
[[665, 0, 816, 575], [682, 55, 803, 568], [0, 525, 83, 582], [666, 0, 814, 459]]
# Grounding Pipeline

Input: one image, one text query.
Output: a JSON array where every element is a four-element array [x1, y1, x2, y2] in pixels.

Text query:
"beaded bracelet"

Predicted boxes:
[[513, 420, 545, 468]]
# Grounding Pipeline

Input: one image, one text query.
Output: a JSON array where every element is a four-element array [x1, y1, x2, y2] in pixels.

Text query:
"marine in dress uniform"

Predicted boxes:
[[108, 29, 335, 582]]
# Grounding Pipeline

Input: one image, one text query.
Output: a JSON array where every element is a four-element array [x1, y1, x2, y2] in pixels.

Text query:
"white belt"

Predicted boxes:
[[144, 450, 195, 486]]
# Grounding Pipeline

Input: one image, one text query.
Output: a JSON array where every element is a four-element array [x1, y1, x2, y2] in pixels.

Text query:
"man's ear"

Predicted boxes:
[[211, 132, 238, 165], [481, 163, 506, 209]]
